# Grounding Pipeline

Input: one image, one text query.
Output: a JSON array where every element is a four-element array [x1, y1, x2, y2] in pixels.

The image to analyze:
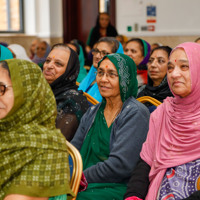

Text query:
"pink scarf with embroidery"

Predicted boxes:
[[140, 42, 200, 200]]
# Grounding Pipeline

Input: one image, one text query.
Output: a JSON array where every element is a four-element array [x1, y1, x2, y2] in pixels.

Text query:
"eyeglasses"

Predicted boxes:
[[0, 83, 12, 96], [92, 48, 110, 57], [95, 71, 118, 79]]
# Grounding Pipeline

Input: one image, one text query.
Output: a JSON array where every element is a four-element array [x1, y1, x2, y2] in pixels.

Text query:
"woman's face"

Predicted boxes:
[[36, 42, 47, 58], [92, 42, 112, 68], [99, 14, 110, 28], [96, 58, 120, 99], [43, 48, 70, 84], [124, 41, 144, 66], [167, 48, 191, 98], [0, 66, 14, 119], [148, 49, 169, 86]]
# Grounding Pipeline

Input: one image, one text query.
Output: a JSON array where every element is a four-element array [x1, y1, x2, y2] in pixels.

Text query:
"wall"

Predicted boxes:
[[0, 0, 63, 56], [116, 0, 200, 47]]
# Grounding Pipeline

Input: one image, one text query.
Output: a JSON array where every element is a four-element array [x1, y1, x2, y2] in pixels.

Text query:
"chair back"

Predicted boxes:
[[67, 141, 83, 200], [83, 92, 99, 105], [137, 96, 162, 107]]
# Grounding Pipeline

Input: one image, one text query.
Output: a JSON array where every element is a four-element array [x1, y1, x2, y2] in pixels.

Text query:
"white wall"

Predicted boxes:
[[116, 0, 200, 37], [24, 0, 63, 38]]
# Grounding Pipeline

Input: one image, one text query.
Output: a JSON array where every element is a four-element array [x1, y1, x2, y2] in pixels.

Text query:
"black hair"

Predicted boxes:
[[126, 38, 145, 56], [95, 12, 110, 27], [0, 60, 10, 77], [150, 46, 172, 57], [195, 37, 200, 43], [68, 41, 80, 55], [96, 37, 119, 53]]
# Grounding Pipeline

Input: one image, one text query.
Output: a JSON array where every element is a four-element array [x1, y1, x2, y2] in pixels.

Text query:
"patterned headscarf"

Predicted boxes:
[[0, 59, 73, 199], [98, 53, 138, 102]]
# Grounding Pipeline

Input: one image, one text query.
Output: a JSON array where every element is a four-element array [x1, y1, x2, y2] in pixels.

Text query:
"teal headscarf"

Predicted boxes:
[[98, 53, 138, 102], [0, 45, 13, 61]]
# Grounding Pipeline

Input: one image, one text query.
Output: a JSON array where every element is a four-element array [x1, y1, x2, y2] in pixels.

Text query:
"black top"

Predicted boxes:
[[87, 25, 118, 48], [137, 76, 173, 108], [124, 158, 150, 199], [50, 48, 89, 141]]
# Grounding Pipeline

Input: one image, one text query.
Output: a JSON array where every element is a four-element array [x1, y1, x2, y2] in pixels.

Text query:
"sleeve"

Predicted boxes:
[[56, 113, 79, 141], [124, 158, 150, 199], [84, 103, 150, 183]]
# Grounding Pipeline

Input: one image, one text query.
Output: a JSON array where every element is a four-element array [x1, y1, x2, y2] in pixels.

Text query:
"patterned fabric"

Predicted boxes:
[[98, 53, 138, 101], [140, 42, 200, 200], [158, 159, 200, 200], [0, 59, 73, 199]]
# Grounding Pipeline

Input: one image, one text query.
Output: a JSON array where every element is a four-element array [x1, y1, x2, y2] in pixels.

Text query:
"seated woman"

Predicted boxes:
[[32, 40, 51, 69], [85, 12, 118, 54], [71, 53, 150, 200], [78, 37, 124, 102], [0, 59, 73, 200], [124, 42, 200, 200], [67, 41, 87, 83], [124, 38, 151, 88], [43, 43, 89, 141], [137, 46, 173, 112]]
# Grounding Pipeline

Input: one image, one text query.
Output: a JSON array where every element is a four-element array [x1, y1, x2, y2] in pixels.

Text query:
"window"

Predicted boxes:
[[99, 0, 110, 13], [0, 0, 24, 33]]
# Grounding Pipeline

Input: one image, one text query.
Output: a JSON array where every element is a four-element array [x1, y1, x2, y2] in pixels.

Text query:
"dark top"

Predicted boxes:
[[87, 25, 118, 48], [50, 48, 89, 141], [137, 76, 173, 109]]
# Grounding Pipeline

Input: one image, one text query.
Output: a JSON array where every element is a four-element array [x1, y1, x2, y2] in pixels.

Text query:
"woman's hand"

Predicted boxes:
[[78, 173, 88, 192]]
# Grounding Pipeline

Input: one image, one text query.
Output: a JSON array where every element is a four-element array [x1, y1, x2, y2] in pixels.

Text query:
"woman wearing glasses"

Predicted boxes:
[[78, 37, 124, 102], [0, 59, 73, 200], [71, 53, 150, 200]]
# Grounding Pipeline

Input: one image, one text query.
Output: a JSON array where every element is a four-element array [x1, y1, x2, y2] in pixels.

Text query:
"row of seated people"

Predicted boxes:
[[1, 40, 200, 199]]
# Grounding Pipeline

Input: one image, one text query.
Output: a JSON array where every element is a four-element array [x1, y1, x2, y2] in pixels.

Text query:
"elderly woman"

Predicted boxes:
[[124, 38, 151, 88], [78, 37, 124, 102], [0, 59, 73, 200], [43, 43, 89, 141], [71, 53, 150, 200], [124, 42, 200, 200], [32, 40, 51, 69], [137, 46, 173, 112]]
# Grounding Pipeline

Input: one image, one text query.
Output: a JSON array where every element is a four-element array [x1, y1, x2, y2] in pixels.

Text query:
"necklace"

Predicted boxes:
[[110, 105, 123, 125]]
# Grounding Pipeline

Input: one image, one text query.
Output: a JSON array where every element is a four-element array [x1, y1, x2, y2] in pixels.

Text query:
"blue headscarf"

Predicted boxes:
[[78, 42, 124, 102], [0, 45, 13, 61]]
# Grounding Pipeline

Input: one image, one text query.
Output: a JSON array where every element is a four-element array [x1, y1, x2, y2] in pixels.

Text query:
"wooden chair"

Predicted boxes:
[[83, 92, 99, 105], [67, 141, 83, 200], [137, 96, 162, 107]]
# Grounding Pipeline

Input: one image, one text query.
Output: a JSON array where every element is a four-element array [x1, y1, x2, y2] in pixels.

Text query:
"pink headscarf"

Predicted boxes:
[[140, 42, 200, 200]]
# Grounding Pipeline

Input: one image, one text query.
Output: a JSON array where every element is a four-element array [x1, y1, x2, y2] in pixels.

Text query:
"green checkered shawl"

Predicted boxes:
[[0, 59, 73, 199]]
